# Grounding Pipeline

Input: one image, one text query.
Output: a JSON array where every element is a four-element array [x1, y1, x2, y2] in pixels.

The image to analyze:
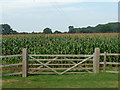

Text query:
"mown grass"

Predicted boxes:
[[2, 72, 118, 88]]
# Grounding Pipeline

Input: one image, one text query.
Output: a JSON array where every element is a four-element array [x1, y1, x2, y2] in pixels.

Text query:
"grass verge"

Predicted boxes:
[[2, 72, 119, 88]]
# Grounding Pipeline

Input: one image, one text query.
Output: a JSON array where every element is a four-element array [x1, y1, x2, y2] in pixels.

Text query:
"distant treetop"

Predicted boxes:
[[43, 28, 52, 34], [0, 24, 18, 35]]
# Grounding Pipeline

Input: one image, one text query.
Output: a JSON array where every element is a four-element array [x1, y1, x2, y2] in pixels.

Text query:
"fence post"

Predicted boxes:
[[22, 48, 28, 77], [93, 48, 100, 73], [103, 52, 107, 72]]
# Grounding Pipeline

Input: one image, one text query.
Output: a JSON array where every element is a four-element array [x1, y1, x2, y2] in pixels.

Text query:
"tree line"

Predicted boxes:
[[0, 22, 119, 35]]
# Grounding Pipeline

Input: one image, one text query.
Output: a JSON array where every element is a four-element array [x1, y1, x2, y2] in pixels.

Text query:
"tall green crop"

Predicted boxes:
[[2, 33, 119, 64]]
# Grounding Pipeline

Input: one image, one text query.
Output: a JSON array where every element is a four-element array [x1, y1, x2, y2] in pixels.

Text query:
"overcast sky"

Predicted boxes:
[[0, 0, 118, 32]]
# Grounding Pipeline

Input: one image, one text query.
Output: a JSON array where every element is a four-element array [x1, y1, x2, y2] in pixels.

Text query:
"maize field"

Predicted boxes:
[[2, 33, 119, 55]]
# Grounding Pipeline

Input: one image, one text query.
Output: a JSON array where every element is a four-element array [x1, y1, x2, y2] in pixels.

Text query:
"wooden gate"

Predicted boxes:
[[28, 54, 93, 75], [21, 48, 100, 77]]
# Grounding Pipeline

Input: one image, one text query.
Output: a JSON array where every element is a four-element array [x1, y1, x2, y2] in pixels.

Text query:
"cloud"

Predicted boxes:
[[0, 0, 118, 8], [0, 1, 50, 11], [0, 6, 2, 23], [0, 0, 118, 3], [61, 7, 85, 12], [0, 0, 118, 13], [35, 0, 119, 2], [0, 0, 85, 13]]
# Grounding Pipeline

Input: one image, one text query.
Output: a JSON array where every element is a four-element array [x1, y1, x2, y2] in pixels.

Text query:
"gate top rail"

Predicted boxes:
[[29, 54, 94, 57], [0, 53, 119, 59]]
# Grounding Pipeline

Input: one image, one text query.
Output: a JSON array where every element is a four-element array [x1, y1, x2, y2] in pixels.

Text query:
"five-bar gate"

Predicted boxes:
[[22, 48, 100, 77]]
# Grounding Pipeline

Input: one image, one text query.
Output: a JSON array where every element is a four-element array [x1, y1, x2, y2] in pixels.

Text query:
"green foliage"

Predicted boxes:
[[43, 28, 52, 34], [54, 30, 62, 34], [68, 22, 119, 33], [68, 26, 76, 33], [2, 34, 118, 56], [0, 24, 18, 35], [0, 22, 119, 35]]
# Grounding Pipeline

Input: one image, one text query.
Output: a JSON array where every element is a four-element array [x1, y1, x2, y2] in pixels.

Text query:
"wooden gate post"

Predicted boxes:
[[103, 52, 107, 72], [93, 48, 100, 73], [22, 48, 28, 77]]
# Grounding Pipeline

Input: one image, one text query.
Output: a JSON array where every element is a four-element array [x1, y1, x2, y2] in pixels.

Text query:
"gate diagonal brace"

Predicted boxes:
[[60, 57, 92, 75], [64, 57, 92, 73], [30, 57, 58, 72], [29, 56, 60, 74]]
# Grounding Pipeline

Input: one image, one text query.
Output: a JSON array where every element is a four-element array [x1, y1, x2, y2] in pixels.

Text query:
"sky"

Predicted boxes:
[[0, 0, 119, 33]]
